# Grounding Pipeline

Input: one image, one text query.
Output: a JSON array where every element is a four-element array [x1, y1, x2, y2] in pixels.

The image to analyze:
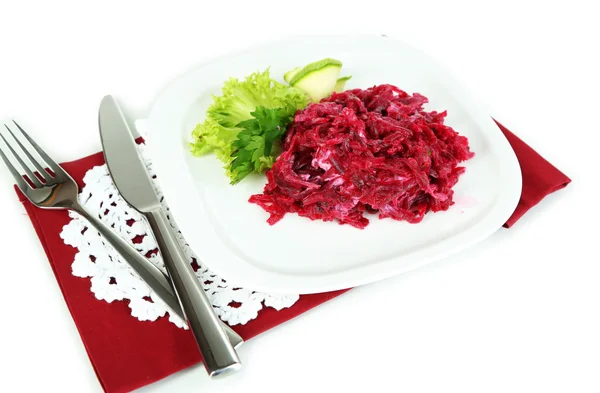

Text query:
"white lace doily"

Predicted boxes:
[[60, 122, 299, 328]]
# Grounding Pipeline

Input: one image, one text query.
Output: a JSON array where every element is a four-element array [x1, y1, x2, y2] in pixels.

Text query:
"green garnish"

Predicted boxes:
[[190, 68, 308, 182], [229, 106, 291, 184]]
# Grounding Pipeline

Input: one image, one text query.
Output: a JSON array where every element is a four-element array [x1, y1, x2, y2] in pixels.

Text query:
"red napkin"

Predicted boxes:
[[15, 120, 570, 393]]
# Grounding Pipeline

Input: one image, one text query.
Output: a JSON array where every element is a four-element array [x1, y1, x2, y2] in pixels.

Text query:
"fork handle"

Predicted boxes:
[[145, 207, 241, 378], [72, 205, 183, 314], [71, 204, 244, 350]]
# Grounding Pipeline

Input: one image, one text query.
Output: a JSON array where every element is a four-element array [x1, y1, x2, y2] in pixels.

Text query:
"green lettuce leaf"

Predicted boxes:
[[190, 68, 308, 179]]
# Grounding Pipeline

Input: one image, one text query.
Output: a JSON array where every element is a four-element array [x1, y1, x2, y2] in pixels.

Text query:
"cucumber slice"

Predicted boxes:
[[284, 67, 300, 83], [288, 58, 342, 102], [334, 75, 352, 92]]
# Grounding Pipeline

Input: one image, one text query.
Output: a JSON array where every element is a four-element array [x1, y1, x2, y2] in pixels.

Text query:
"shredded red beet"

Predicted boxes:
[[249, 84, 474, 229]]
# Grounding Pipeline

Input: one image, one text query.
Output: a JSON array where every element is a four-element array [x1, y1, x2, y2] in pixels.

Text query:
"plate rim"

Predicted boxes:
[[145, 33, 523, 294]]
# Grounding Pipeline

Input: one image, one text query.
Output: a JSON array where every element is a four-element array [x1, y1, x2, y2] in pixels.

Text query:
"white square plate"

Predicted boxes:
[[145, 34, 521, 294]]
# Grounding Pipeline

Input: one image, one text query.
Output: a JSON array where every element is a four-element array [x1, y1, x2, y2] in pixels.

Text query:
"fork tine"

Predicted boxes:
[[4, 124, 51, 182], [11, 120, 66, 179], [0, 131, 43, 187], [0, 138, 30, 192]]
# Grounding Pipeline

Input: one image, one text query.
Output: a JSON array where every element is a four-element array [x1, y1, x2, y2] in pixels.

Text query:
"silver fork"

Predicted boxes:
[[0, 121, 242, 348]]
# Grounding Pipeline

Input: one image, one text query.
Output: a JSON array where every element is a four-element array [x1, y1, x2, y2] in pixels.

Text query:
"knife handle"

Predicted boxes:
[[145, 207, 241, 377]]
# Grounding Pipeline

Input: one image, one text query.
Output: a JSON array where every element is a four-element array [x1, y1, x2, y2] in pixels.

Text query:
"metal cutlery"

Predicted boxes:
[[0, 120, 242, 351], [98, 95, 242, 378]]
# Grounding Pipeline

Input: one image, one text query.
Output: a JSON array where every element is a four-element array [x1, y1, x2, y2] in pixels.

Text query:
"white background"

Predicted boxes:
[[0, 1, 598, 392]]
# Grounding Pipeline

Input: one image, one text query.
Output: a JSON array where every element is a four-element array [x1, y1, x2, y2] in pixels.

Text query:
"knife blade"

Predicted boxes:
[[98, 95, 242, 377]]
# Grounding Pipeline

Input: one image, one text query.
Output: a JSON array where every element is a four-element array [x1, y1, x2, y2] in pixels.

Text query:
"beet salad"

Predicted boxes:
[[190, 58, 474, 229]]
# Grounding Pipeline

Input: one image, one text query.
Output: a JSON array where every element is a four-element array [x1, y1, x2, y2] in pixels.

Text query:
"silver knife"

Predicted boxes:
[[98, 95, 242, 377]]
